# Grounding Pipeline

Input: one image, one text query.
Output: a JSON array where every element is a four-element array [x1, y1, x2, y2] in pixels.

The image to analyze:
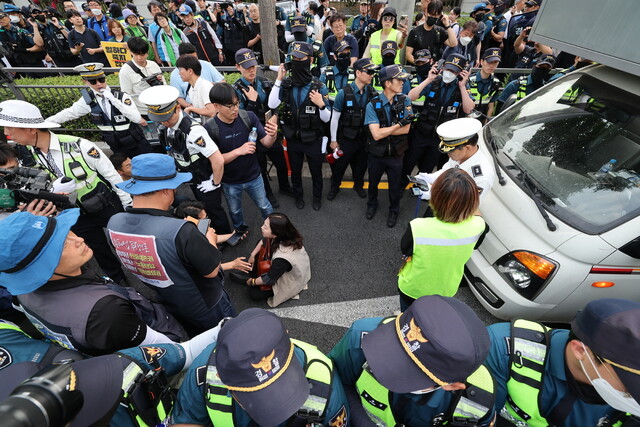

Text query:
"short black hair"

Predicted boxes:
[[127, 36, 149, 54], [452, 6, 461, 16], [209, 82, 238, 106], [178, 42, 197, 56], [0, 143, 18, 168], [154, 11, 168, 24], [147, 0, 164, 12], [175, 200, 205, 219], [109, 152, 129, 171], [66, 9, 82, 19], [176, 54, 201, 76], [427, 0, 443, 15]]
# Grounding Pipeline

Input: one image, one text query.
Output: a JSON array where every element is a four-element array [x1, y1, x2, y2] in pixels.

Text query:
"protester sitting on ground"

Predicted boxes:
[[109, 152, 132, 180], [231, 213, 310, 307], [0, 209, 188, 356], [398, 168, 485, 310]]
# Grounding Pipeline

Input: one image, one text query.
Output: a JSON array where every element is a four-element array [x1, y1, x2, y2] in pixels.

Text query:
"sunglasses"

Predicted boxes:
[[382, 15, 395, 21], [86, 77, 106, 85], [363, 69, 376, 75], [0, 13, 6, 19]]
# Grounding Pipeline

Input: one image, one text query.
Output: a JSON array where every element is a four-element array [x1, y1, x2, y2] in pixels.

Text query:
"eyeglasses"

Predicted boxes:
[[86, 77, 106, 85], [382, 15, 395, 21], [222, 102, 240, 110], [0, 13, 6, 19], [363, 69, 376, 75]]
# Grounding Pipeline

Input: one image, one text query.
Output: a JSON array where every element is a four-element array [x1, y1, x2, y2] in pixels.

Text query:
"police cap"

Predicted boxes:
[[289, 41, 313, 59], [290, 15, 307, 33], [378, 64, 410, 82], [381, 40, 398, 56], [138, 85, 180, 122], [414, 49, 432, 65], [443, 53, 467, 73], [333, 39, 351, 53], [436, 117, 482, 153], [235, 48, 258, 68], [353, 58, 377, 72], [73, 62, 105, 79], [482, 47, 501, 63]]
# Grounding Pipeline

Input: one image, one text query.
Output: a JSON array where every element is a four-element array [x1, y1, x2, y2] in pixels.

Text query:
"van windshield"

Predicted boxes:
[[487, 72, 640, 235]]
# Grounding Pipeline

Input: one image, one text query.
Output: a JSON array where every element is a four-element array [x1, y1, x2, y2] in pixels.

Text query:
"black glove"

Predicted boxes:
[[397, 114, 415, 127]]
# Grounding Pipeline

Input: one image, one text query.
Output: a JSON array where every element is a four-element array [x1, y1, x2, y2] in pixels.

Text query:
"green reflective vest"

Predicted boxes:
[[398, 216, 485, 299], [369, 29, 400, 65], [205, 339, 333, 425], [500, 319, 552, 427], [468, 74, 501, 106], [120, 356, 173, 427], [0, 321, 26, 335]]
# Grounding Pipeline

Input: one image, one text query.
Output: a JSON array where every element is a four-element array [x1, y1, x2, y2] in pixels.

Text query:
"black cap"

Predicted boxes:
[[525, 0, 542, 6], [414, 49, 432, 65], [215, 308, 310, 427], [354, 58, 378, 72], [482, 47, 501, 62], [378, 64, 411, 82], [333, 39, 351, 53], [381, 6, 396, 17], [381, 40, 398, 56], [290, 15, 307, 33], [443, 53, 467, 72], [361, 295, 490, 393], [290, 41, 313, 59], [572, 299, 640, 404], [536, 53, 556, 67], [235, 48, 259, 68]]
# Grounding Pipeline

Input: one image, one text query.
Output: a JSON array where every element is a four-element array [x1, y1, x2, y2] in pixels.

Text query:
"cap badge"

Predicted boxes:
[[244, 51, 252, 59], [293, 43, 301, 51], [452, 57, 460, 65], [85, 64, 96, 71], [148, 104, 162, 112], [252, 349, 281, 382], [406, 318, 428, 343]]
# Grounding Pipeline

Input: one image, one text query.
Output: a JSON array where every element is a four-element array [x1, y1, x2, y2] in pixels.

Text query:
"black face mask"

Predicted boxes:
[[530, 66, 550, 86], [293, 32, 307, 42], [382, 54, 395, 66], [336, 54, 350, 72], [426, 16, 437, 26], [576, 60, 592, 69], [35, 15, 47, 23], [291, 58, 312, 86], [474, 13, 485, 22], [416, 64, 430, 78]]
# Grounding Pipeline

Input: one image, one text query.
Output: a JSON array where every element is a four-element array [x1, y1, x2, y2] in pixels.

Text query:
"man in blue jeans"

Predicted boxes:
[[205, 82, 278, 232]]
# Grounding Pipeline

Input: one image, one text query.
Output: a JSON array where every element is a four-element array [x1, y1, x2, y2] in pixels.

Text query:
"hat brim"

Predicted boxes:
[[381, 49, 397, 57], [0, 118, 60, 129], [290, 50, 310, 59], [612, 366, 640, 404], [116, 172, 192, 195], [443, 63, 463, 72], [415, 58, 431, 65], [483, 55, 501, 63], [361, 318, 438, 393], [536, 60, 554, 67], [232, 355, 310, 427], [0, 208, 81, 295], [291, 25, 306, 33], [147, 104, 177, 122], [438, 140, 458, 153], [0, 362, 41, 400], [238, 58, 259, 69], [68, 355, 124, 427]]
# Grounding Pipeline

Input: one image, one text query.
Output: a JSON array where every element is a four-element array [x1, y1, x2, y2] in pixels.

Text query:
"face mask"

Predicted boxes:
[[382, 54, 395, 66], [530, 66, 550, 86], [460, 36, 472, 46], [34, 15, 47, 23], [442, 70, 457, 84], [91, 8, 102, 15], [336, 54, 350, 72], [9, 15, 20, 24], [293, 32, 307, 42], [474, 13, 485, 22], [579, 344, 640, 416], [416, 64, 430, 77], [291, 58, 312, 86], [410, 385, 441, 395], [426, 16, 437, 26]]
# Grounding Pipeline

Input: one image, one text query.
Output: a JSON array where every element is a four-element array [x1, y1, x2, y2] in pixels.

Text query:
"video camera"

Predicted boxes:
[[143, 73, 164, 87], [0, 167, 77, 210]]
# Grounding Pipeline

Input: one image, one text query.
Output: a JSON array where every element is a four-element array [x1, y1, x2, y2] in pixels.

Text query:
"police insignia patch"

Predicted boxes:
[[124, 98, 132, 105], [472, 165, 483, 177], [87, 147, 100, 159], [140, 346, 167, 364], [329, 404, 347, 427], [194, 136, 206, 147], [196, 365, 207, 386], [0, 347, 12, 370]]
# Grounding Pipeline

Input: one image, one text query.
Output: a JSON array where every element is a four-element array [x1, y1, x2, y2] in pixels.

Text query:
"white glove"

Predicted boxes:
[[197, 177, 221, 193], [100, 87, 115, 101], [416, 172, 435, 185], [51, 177, 76, 194]]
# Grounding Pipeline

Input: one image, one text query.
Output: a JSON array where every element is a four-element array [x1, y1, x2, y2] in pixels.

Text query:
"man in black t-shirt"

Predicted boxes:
[[205, 83, 279, 232], [66, 9, 109, 66], [406, 0, 457, 63]]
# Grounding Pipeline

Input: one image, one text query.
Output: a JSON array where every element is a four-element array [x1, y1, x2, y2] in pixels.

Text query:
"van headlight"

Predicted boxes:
[[494, 251, 558, 300]]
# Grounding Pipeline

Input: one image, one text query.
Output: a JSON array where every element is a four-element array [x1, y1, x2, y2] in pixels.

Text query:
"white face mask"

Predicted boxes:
[[460, 36, 473, 46], [442, 70, 457, 84], [579, 344, 640, 416], [91, 8, 102, 16], [9, 15, 20, 24]]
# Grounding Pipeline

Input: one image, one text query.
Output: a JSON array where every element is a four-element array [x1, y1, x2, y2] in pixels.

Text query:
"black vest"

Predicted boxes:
[[235, 76, 272, 124], [366, 94, 409, 158], [338, 83, 376, 140], [185, 18, 218, 63], [38, 22, 75, 59], [280, 77, 324, 144], [416, 76, 463, 135], [159, 114, 212, 183]]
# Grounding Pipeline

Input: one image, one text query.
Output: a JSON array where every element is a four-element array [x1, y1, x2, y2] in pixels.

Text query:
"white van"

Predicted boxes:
[[465, 64, 640, 322]]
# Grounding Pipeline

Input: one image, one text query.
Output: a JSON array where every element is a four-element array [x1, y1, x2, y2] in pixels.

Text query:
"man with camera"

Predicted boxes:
[[402, 53, 475, 192], [29, 5, 82, 68], [119, 36, 166, 118], [139, 84, 232, 235], [0, 99, 131, 286], [233, 48, 293, 209], [0, 6, 45, 73], [47, 63, 152, 159]]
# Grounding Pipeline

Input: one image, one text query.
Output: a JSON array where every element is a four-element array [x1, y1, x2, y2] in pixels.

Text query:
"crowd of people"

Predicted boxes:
[[0, 0, 633, 426]]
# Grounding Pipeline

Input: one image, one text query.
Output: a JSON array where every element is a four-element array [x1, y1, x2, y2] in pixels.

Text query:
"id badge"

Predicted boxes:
[[446, 106, 458, 114], [113, 114, 126, 123], [305, 106, 316, 114]]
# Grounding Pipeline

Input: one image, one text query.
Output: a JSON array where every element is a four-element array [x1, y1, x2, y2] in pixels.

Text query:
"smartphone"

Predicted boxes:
[[226, 231, 242, 247], [412, 187, 422, 196], [399, 14, 408, 28], [265, 110, 273, 123], [435, 58, 445, 73], [197, 218, 210, 235]]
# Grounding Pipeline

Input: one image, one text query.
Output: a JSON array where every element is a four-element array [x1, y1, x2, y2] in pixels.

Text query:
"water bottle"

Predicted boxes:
[[597, 159, 616, 174], [248, 127, 258, 143]]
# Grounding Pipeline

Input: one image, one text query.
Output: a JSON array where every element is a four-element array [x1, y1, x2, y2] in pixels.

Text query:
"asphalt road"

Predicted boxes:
[[219, 168, 500, 353]]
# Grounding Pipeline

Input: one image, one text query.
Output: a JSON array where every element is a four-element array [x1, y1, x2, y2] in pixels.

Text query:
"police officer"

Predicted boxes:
[[0, 6, 45, 73], [47, 63, 152, 158], [416, 118, 495, 202], [371, 41, 412, 94], [286, 15, 329, 76], [329, 295, 495, 426], [0, 321, 223, 426], [171, 308, 350, 426], [268, 41, 331, 211], [320, 39, 355, 102], [468, 48, 502, 119], [139, 85, 231, 235], [327, 58, 378, 201], [0, 99, 130, 285], [497, 53, 556, 109], [403, 53, 475, 191], [233, 48, 293, 209], [30, 5, 82, 67], [485, 298, 640, 426], [107, 154, 236, 336], [0, 209, 188, 355], [365, 64, 414, 228]]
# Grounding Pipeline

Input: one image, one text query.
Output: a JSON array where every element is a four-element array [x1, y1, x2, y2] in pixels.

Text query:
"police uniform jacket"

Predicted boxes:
[[485, 323, 611, 426], [329, 317, 496, 426]]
